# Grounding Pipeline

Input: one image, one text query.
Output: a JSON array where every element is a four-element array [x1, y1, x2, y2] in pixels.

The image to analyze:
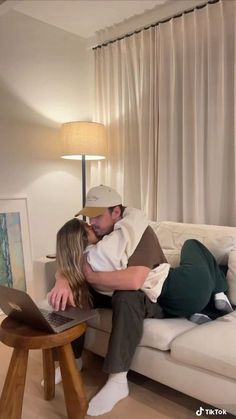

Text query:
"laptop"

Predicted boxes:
[[0, 285, 97, 334]]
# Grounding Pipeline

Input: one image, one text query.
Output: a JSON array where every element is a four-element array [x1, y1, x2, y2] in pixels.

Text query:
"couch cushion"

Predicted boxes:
[[150, 221, 236, 264], [170, 310, 236, 380], [87, 308, 197, 351], [139, 318, 197, 351]]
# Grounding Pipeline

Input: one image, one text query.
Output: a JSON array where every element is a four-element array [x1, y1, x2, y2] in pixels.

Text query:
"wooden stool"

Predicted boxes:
[[0, 317, 88, 419]]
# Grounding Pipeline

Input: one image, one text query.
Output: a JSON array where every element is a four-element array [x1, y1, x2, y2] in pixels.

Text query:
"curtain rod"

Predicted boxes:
[[93, 0, 219, 50]]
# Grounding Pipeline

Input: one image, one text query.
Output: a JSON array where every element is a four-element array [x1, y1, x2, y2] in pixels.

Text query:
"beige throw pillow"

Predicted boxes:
[[227, 250, 236, 305]]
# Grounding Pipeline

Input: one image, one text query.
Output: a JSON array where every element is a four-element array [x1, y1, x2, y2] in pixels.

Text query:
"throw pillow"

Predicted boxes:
[[227, 250, 236, 305]]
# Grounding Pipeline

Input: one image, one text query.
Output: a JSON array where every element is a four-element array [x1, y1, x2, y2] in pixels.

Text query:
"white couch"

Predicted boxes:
[[34, 221, 236, 416]]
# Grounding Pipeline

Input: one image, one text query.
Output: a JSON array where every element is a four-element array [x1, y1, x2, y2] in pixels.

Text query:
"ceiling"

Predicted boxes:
[[1, 0, 170, 39]]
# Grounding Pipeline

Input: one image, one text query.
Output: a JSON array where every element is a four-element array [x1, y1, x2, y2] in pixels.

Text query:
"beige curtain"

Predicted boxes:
[[91, 0, 236, 226]]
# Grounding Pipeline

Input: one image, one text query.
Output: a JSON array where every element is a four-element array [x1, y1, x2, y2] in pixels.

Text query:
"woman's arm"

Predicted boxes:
[[83, 260, 150, 290]]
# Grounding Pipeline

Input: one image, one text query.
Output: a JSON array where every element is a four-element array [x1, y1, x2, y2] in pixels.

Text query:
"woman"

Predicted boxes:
[[56, 217, 98, 310]]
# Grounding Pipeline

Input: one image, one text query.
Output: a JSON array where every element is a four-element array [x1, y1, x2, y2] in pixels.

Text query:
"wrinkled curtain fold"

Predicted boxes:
[[91, 0, 236, 226]]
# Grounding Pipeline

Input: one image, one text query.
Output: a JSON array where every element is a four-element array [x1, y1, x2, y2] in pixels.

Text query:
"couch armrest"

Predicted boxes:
[[33, 258, 56, 303]]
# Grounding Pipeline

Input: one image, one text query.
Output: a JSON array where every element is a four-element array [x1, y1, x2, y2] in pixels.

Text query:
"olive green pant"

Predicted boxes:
[[158, 239, 228, 318]]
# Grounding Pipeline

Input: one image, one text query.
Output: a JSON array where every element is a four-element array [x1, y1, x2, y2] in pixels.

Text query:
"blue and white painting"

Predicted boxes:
[[0, 212, 26, 290]]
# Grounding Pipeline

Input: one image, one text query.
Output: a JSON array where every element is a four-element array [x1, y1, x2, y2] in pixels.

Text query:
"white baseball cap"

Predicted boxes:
[[76, 185, 122, 217]]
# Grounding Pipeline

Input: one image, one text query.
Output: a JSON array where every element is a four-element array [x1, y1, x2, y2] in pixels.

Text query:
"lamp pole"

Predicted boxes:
[[82, 155, 86, 221]]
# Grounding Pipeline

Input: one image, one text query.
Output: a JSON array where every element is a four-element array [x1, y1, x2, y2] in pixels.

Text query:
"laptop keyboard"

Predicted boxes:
[[40, 309, 73, 327]]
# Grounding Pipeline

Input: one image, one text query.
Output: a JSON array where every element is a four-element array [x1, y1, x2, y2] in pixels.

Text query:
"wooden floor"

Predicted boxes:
[[0, 318, 234, 418]]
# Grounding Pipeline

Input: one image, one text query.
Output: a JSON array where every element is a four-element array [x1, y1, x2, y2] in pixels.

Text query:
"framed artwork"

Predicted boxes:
[[0, 197, 33, 301]]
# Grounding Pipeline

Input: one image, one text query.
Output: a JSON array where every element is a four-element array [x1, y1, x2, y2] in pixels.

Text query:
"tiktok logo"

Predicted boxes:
[[196, 407, 204, 416], [196, 406, 227, 416]]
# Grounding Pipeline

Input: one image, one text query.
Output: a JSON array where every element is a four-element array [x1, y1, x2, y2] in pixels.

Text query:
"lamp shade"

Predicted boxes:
[[61, 121, 107, 160]]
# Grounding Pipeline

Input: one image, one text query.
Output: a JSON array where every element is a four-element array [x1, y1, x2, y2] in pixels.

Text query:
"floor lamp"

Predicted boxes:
[[60, 121, 107, 220]]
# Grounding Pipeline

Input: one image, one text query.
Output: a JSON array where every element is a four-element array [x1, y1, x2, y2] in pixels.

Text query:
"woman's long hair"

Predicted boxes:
[[56, 218, 92, 309]]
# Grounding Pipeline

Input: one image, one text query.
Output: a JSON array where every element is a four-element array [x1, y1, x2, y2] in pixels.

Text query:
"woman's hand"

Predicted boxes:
[[47, 271, 75, 311]]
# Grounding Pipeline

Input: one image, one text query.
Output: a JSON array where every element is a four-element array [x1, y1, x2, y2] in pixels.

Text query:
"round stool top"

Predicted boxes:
[[0, 317, 87, 350]]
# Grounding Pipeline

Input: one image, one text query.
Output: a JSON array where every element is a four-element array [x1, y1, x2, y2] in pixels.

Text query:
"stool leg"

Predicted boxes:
[[58, 344, 88, 419], [0, 347, 28, 419], [42, 348, 55, 400]]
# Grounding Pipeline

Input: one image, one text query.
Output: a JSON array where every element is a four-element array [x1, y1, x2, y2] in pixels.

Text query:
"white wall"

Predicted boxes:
[[0, 10, 94, 260]]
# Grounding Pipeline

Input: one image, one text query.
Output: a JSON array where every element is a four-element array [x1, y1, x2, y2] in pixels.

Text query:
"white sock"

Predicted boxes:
[[41, 357, 83, 387], [214, 292, 233, 313], [87, 372, 129, 416]]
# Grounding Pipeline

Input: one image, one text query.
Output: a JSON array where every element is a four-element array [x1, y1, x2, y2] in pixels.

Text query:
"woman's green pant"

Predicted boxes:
[[158, 239, 228, 318]]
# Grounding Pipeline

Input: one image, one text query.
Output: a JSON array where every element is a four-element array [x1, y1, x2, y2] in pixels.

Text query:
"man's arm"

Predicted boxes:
[[83, 261, 150, 290], [83, 225, 164, 291], [47, 270, 76, 311]]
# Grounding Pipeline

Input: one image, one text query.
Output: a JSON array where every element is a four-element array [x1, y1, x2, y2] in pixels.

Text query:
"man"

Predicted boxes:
[[49, 185, 166, 416]]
